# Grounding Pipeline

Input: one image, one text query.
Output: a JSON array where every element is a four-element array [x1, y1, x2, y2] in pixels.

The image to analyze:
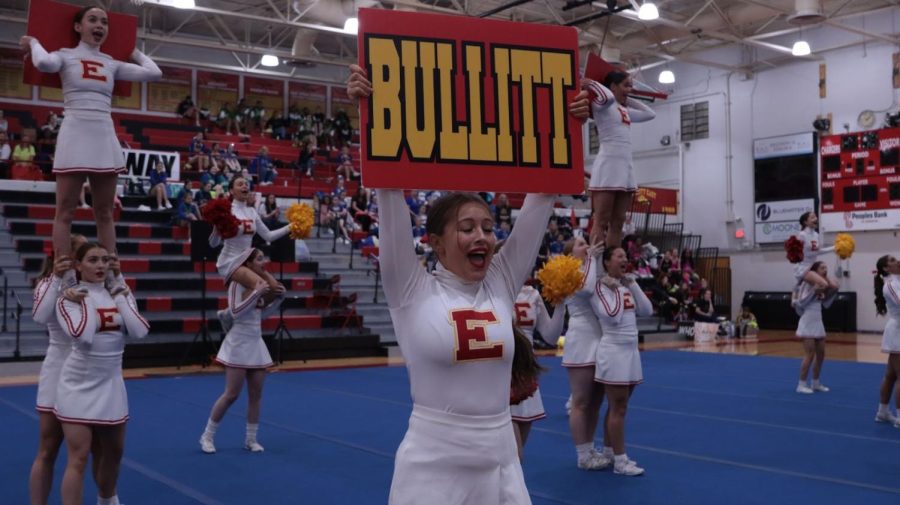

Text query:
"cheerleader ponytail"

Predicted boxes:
[[875, 255, 890, 317]]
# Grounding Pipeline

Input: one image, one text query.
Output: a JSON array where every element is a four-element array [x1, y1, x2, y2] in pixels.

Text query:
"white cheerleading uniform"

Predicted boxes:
[[794, 285, 838, 339], [379, 189, 553, 505], [881, 275, 900, 354], [54, 282, 149, 424], [792, 227, 834, 283], [215, 282, 282, 368], [32, 275, 70, 413], [562, 254, 603, 368], [584, 81, 655, 192], [510, 286, 564, 422], [28, 40, 161, 174], [209, 199, 290, 283], [591, 280, 653, 385]]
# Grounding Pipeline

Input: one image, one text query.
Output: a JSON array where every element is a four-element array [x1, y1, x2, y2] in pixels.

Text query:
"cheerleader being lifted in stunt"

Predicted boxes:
[[793, 261, 839, 394], [209, 177, 291, 331], [200, 248, 286, 454], [791, 212, 839, 300], [20, 6, 162, 295], [582, 72, 655, 248]]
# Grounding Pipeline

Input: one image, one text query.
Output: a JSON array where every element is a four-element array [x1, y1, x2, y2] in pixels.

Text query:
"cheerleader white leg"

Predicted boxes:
[[199, 419, 218, 454], [244, 423, 264, 452]]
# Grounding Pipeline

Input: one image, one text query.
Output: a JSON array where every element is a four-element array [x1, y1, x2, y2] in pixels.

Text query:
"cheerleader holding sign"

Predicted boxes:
[[20, 5, 162, 294]]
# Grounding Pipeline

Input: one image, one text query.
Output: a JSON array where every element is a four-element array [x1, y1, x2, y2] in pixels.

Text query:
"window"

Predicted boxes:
[[681, 101, 709, 141]]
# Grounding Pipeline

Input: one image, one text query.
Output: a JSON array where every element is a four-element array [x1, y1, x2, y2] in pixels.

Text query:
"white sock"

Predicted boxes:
[[878, 403, 890, 415], [97, 496, 119, 505], [246, 423, 259, 443], [575, 442, 594, 460], [203, 419, 219, 439], [614, 453, 629, 466], [812, 379, 823, 387], [798, 380, 808, 388]]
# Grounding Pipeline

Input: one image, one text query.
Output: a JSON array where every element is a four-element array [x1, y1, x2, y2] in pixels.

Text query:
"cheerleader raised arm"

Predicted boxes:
[[19, 6, 161, 296]]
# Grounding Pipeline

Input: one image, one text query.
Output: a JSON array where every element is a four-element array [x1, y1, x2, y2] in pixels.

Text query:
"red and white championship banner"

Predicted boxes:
[[357, 8, 583, 193]]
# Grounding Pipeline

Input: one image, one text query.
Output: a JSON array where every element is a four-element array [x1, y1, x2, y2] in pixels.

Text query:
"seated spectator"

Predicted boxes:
[[693, 288, 718, 323], [148, 160, 172, 210], [177, 95, 200, 126], [0, 131, 11, 176], [259, 193, 281, 229], [494, 193, 513, 228], [0, 110, 7, 133], [200, 164, 229, 189], [13, 134, 36, 167], [40, 111, 61, 140], [648, 273, 680, 322], [319, 194, 336, 234], [266, 111, 288, 140], [734, 304, 758, 337], [222, 143, 242, 175], [495, 221, 511, 241], [217, 101, 236, 134], [199, 104, 211, 124], [332, 175, 347, 200], [249, 146, 277, 185], [187, 133, 209, 172], [195, 181, 214, 207], [295, 140, 317, 177], [249, 100, 265, 133], [173, 190, 202, 227], [335, 146, 358, 180], [350, 186, 373, 232]]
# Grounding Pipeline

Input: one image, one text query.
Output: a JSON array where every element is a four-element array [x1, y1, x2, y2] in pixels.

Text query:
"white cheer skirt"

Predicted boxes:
[[882, 317, 900, 354], [55, 351, 128, 425], [53, 110, 125, 175], [389, 404, 530, 505], [562, 319, 600, 368], [589, 145, 635, 192], [215, 326, 273, 369], [36, 342, 71, 412], [510, 388, 545, 422], [594, 337, 643, 385], [216, 247, 255, 284]]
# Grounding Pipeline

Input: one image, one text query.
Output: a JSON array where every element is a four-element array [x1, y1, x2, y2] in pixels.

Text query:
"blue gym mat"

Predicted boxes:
[[1, 350, 898, 504]]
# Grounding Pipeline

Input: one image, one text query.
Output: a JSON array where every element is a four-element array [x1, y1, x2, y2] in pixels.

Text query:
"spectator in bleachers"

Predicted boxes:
[[494, 193, 513, 228], [734, 304, 757, 338], [187, 133, 210, 172], [0, 110, 7, 133], [40, 111, 61, 140], [335, 146, 357, 180], [234, 97, 249, 132], [222, 143, 242, 175], [249, 100, 265, 133], [265, 111, 288, 140], [495, 221, 511, 241], [319, 194, 336, 234], [693, 288, 718, 323], [334, 108, 353, 147], [249, 146, 277, 185], [217, 101, 238, 135], [201, 164, 229, 190], [0, 131, 10, 176], [148, 160, 172, 210], [177, 95, 201, 127], [294, 139, 316, 177], [332, 175, 347, 200], [173, 190, 202, 227], [13, 133, 36, 168], [258, 194, 281, 229], [350, 186, 373, 232], [195, 181, 214, 207]]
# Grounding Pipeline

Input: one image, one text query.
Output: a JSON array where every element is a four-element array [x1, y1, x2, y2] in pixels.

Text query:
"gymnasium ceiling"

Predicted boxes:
[[1, 0, 898, 82]]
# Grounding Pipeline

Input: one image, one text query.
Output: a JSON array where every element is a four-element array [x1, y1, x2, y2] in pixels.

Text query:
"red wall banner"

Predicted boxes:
[[244, 76, 283, 115], [23, 0, 135, 97], [635, 187, 678, 215], [197, 70, 238, 111], [147, 65, 191, 113], [357, 8, 583, 193]]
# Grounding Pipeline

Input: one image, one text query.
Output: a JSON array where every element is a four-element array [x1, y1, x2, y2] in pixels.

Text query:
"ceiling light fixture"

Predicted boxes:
[[792, 40, 811, 56], [343, 17, 359, 35], [638, 2, 659, 21], [658, 69, 675, 84], [261, 54, 279, 67]]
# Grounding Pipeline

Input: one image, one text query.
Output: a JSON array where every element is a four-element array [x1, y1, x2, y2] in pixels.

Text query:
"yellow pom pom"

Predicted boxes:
[[557, 336, 565, 349], [834, 232, 855, 260], [536, 255, 584, 305], [286, 203, 315, 239]]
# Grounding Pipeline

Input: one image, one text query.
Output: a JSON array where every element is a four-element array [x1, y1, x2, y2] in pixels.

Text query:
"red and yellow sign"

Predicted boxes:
[[0, 48, 31, 99], [198, 71, 238, 111], [23, 0, 135, 97], [244, 76, 284, 115], [147, 65, 191, 113], [357, 8, 583, 193], [635, 186, 678, 215]]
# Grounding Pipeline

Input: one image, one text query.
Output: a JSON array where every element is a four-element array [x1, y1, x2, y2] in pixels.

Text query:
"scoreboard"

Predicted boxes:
[[819, 127, 900, 231]]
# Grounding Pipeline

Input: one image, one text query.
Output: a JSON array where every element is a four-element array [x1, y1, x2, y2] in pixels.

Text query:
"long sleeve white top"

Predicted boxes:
[[378, 189, 553, 416], [584, 80, 656, 150], [591, 280, 654, 344], [29, 40, 161, 113], [514, 285, 565, 343], [55, 282, 149, 356]]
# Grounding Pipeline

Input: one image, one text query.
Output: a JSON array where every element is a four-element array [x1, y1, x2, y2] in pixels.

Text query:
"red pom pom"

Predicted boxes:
[[202, 198, 240, 239], [784, 235, 804, 264], [510, 378, 539, 405]]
